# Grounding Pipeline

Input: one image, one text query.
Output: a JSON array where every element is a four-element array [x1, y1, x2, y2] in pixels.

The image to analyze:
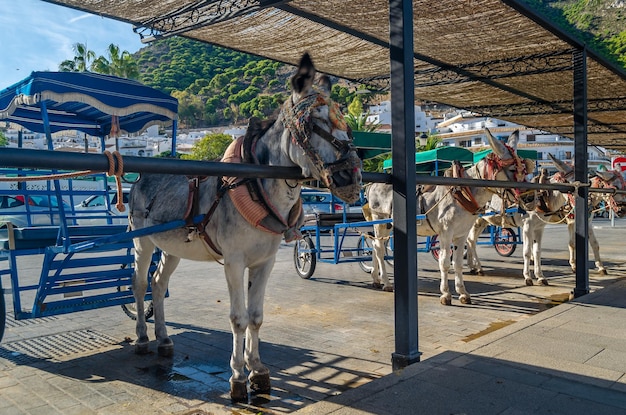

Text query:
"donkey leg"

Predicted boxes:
[[588, 225, 607, 275], [225, 260, 249, 402], [466, 220, 486, 275], [452, 237, 471, 304], [133, 237, 155, 354], [371, 223, 392, 291], [245, 260, 274, 395], [533, 226, 549, 286], [152, 252, 180, 357], [438, 234, 453, 305], [521, 220, 534, 285], [567, 221, 577, 273]]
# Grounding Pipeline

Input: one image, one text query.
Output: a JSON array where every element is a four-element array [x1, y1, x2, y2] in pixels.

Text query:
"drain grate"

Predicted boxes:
[[5, 312, 59, 328], [0, 329, 119, 365]]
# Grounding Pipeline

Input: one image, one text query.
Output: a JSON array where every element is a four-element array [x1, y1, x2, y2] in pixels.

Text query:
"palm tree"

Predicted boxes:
[[345, 97, 380, 133], [59, 42, 96, 72], [417, 133, 442, 152], [92, 44, 139, 79]]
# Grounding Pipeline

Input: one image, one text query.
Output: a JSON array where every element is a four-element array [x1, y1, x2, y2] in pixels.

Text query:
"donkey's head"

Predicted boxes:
[[477, 129, 534, 198], [280, 53, 362, 203], [592, 170, 626, 218]]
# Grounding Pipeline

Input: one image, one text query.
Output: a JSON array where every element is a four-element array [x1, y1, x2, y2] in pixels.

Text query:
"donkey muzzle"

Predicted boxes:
[[323, 151, 362, 204]]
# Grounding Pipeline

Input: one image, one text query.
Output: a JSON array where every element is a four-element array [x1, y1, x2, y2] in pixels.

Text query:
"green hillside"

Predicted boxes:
[[133, 37, 357, 128], [520, 0, 626, 67]]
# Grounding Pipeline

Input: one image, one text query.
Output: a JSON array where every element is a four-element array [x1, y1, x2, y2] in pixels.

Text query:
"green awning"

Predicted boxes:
[[383, 146, 474, 175], [473, 148, 538, 163], [352, 131, 391, 160]]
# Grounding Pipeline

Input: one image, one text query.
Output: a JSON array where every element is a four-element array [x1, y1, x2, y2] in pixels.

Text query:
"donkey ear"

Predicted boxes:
[[506, 130, 519, 152], [548, 153, 573, 174], [317, 75, 332, 96], [485, 128, 509, 159], [291, 52, 316, 95], [596, 170, 615, 181]]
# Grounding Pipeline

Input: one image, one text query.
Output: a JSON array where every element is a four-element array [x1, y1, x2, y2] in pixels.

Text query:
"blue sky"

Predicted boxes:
[[0, 0, 145, 88]]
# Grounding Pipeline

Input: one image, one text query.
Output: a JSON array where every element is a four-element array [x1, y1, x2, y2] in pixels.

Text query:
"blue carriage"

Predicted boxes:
[[0, 72, 179, 341]]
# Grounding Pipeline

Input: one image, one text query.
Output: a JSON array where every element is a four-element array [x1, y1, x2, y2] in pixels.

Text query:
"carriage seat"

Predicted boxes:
[[317, 212, 365, 227], [0, 224, 129, 251]]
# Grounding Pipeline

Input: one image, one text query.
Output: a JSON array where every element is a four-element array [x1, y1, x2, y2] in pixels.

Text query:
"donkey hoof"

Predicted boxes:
[[249, 373, 271, 394], [525, 278, 534, 286], [383, 285, 394, 292], [134, 338, 150, 355], [440, 295, 452, 306], [599, 269, 608, 275], [477, 270, 485, 276], [460, 295, 472, 305], [372, 282, 383, 290], [537, 278, 549, 286], [157, 340, 174, 357], [230, 381, 248, 402]]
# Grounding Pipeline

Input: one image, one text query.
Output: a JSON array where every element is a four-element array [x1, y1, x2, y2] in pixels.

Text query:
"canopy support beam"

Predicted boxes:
[[389, 0, 420, 371], [572, 48, 590, 298]]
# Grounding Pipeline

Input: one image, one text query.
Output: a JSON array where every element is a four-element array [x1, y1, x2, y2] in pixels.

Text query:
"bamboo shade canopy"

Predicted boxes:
[[43, 0, 626, 150]]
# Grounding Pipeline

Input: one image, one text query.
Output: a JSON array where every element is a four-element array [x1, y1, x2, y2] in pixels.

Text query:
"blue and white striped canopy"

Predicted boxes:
[[0, 71, 178, 137]]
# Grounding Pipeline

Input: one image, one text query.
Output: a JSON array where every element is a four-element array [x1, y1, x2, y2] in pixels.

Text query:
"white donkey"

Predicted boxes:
[[128, 53, 362, 401], [365, 130, 533, 305], [466, 155, 626, 285]]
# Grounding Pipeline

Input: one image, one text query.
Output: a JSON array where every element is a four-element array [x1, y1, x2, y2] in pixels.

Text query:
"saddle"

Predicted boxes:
[[221, 131, 303, 241], [446, 161, 480, 214]]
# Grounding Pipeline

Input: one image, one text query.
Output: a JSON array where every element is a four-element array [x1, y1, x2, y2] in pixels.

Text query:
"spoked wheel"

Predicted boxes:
[[430, 235, 466, 261], [118, 263, 154, 320], [494, 227, 517, 257], [294, 234, 316, 279], [357, 235, 393, 273]]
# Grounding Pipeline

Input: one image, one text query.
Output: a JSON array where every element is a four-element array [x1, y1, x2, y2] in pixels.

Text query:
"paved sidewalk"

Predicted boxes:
[[295, 277, 626, 415], [0, 219, 624, 414]]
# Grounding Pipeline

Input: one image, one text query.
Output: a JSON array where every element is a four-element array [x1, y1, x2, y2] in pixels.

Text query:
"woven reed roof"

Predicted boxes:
[[44, 0, 626, 150]]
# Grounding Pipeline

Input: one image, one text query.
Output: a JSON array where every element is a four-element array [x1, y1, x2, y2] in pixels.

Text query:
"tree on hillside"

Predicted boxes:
[[171, 90, 205, 129], [607, 31, 626, 67], [181, 133, 233, 161], [92, 44, 139, 79], [59, 42, 96, 72]]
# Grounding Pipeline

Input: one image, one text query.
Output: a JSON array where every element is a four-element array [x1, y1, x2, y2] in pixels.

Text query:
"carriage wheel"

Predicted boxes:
[[357, 235, 393, 273], [494, 227, 517, 257], [120, 295, 154, 321], [118, 263, 155, 320], [294, 234, 316, 279], [0, 286, 6, 343]]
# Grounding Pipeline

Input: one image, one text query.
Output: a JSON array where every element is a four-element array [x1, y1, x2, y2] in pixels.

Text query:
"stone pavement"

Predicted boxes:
[[0, 219, 624, 414]]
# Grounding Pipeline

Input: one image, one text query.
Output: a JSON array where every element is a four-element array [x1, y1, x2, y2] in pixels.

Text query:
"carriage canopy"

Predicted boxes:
[[382, 146, 475, 175], [0, 71, 178, 137]]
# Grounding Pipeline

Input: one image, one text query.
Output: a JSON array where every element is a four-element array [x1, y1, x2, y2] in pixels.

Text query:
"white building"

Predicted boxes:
[[434, 111, 611, 172], [366, 101, 438, 133], [363, 104, 615, 172]]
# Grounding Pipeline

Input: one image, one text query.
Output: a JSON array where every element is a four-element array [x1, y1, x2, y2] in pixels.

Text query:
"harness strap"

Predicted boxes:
[[184, 176, 208, 226], [449, 162, 480, 214]]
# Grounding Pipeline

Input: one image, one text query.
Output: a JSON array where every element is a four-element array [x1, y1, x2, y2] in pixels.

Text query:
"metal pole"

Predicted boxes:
[[572, 48, 590, 298], [389, 0, 420, 370]]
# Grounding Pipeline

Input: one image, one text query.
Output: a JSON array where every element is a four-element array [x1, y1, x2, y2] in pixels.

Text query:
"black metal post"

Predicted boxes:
[[389, 0, 421, 370], [572, 48, 590, 298]]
